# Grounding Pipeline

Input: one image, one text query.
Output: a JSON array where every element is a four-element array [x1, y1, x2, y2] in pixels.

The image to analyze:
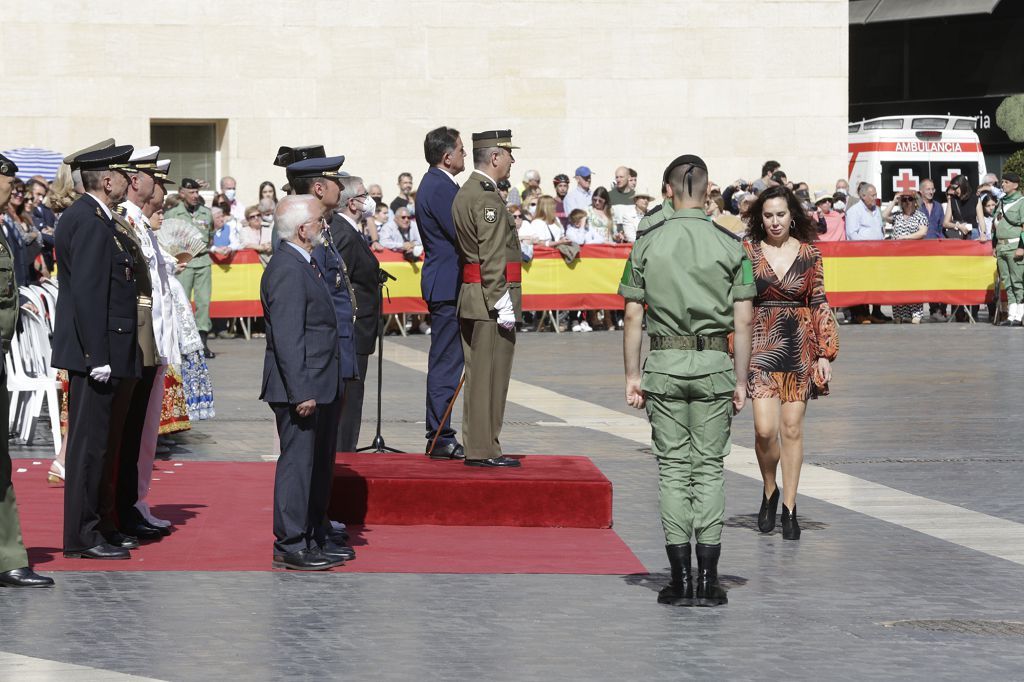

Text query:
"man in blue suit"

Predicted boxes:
[[416, 127, 468, 459], [261, 195, 346, 571]]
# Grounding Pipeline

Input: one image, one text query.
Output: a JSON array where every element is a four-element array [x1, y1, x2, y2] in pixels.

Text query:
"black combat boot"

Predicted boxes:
[[757, 485, 780, 533], [781, 504, 801, 540], [657, 543, 693, 606], [694, 543, 728, 607], [199, 330, 216, 359]]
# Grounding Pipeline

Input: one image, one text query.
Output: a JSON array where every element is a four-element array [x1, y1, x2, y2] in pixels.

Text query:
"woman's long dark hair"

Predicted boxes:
[[743, 185, 818, 243]]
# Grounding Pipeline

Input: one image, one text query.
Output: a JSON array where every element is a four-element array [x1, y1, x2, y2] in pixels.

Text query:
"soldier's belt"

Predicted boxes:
[[649, 335, 729, 352], [462, 262, 522, 284]]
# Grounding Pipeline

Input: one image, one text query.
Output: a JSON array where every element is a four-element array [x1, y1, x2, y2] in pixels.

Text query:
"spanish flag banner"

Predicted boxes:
[[209, 241, 997, 318]]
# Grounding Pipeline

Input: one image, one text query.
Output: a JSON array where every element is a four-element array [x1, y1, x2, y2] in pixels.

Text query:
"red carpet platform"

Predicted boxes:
[[330, 453, 612, 528], [10, 459, 643, 575]]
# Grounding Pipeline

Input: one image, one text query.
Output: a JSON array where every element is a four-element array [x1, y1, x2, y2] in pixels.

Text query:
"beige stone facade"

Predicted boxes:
[[0, 0, 848, 198]]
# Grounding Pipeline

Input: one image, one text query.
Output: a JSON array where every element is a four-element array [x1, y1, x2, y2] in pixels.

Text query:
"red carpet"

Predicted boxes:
[[331, 453, 613, 527], [11, 459, 644, 575]]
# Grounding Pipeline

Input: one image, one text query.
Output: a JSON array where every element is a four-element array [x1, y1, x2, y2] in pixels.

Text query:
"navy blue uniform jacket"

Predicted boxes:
[[260, 242, 341, 405], [51, 194, 140, 379], [330, 213, 380, 356], [312, 238, 359, 381], [416, 167, 461, 302]]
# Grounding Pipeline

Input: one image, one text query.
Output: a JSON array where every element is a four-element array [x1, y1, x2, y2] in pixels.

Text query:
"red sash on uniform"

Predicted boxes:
[[461, 262, 522, 283]]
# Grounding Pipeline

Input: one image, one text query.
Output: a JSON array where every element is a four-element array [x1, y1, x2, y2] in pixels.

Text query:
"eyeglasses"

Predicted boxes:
[[396, 216, 411, 221], [246, 214, 261, 221]]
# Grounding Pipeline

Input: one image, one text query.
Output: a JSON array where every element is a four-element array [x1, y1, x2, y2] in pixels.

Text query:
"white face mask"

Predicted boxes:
[[224, 189, 236, 201], [360, 195, 375, 218]]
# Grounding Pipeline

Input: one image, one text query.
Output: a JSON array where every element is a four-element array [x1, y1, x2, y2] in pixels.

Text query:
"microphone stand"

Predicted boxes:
[[357, 268, 403, 453]]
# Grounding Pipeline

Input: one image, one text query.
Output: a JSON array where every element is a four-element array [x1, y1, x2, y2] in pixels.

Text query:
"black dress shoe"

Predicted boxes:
[[464, 456, 521, 468], [694, 543, 728, 607], [104, 531, 140, 550], [328, 528, 350, 544], [272, 548, 344, 571], [757, 485, 780, 533], [123, 521, 164, 541], [0, 567, 55, 588], [657, 543, 693, 606], [781, 504, 801, 540], [428, 441, 466, 460], [320, 540, 356, 561], [64, 543, 131, 560]]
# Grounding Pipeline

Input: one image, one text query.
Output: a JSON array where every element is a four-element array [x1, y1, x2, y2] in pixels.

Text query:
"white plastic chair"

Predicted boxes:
[[6, 307, 60, 452]]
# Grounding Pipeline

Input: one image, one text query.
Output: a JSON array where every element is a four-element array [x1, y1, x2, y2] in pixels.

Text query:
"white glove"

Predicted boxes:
[[494, 290, 515, 331], [89, 365, 112, 383]]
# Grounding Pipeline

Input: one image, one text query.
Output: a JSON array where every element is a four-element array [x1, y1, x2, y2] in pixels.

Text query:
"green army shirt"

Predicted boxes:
[[164, 202, 214, 269], [618, 203, 756, 378], [452, 169, 523, 321], [0, 230, 18, 351], [996, 190, 1024, 244]]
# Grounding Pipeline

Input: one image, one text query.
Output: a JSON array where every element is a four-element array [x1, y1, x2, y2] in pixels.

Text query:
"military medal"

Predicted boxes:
[[125, 266, 132, 281], [336, 272, 342, 289]]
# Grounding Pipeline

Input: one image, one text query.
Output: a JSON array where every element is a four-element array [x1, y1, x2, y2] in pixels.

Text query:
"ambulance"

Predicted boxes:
[[848, 115, 987, 203]]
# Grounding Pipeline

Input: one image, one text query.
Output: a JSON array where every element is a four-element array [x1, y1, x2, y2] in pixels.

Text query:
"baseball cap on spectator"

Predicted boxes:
[[574, 166, 592, 179], [814, 190, 833, 205], [553, 173, 570, 185]]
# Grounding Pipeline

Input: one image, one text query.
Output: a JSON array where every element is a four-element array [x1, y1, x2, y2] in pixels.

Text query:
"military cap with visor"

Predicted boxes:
[[127, 146, 161, 174], [73, 145, 134, 172], [64, 138, 115, 166], [153, 159, 176, 187], [285, 155, 346, 181], [471, 130, 519, 150], [0, 153, 18, 178], [274, 145, 326, 168]]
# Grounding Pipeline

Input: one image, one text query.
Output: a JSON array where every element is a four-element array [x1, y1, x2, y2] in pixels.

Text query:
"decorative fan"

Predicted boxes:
[[157, 218, 207, 264]]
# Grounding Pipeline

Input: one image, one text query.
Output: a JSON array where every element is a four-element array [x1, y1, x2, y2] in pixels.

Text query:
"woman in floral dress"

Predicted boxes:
[[742, 186, 839, 541]]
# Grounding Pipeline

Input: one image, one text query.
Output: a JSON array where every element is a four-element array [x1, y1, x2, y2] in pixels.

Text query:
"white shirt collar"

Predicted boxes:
[[438, 167, 459, 187], [285, 240, 312, 262], [338, 212, 360, 231], [87, 192, 112, 220]]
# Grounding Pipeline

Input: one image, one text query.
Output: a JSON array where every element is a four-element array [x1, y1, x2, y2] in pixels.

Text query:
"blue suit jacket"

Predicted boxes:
[[312, 238, 359, 381], [260, 242, 340, 405], [416, 167, 461, 302]]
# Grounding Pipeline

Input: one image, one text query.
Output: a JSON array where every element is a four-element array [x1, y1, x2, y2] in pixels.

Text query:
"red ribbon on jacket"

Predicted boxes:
[[461, 262, 522, 283]]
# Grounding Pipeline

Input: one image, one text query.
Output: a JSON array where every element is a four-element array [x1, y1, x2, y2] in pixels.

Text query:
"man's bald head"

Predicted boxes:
[[614, 166, 629, 191]]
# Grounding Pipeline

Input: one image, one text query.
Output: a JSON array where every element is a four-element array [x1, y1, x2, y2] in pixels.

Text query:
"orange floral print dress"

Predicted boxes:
[[744, 240, 839, 402]]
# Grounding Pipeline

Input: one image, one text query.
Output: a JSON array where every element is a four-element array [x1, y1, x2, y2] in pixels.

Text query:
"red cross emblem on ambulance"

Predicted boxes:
[[941, 169, 961, 191], [892, 169, 919, 195]]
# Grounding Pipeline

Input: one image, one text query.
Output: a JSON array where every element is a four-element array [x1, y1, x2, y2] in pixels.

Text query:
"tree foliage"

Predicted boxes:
[[996, 95, 1024, 143], [1003, 149, 1024, 180]]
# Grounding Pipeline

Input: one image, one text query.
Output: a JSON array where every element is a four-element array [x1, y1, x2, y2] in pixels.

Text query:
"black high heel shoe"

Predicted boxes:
[[757, 485, 780, 533], [781, 504, 801, 540]]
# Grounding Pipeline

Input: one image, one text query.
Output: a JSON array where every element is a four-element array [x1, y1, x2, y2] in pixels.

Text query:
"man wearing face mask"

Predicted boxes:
[[52, 143, 143, 560], [330, 171, 382, 452], [416, 126, 468, 459], [220, 176, 245, 223]]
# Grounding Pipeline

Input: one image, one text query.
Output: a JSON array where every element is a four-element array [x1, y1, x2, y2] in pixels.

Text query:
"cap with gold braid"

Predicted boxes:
[[153, 159, 176, 187], [73, 145, 135, 173], [127, 146, 160, 174], [471, 130, 519, 150], [285, 155, 346, 181]]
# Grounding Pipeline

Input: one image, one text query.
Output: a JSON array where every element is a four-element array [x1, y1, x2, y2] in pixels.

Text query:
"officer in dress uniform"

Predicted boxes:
[[995, 171, 1024, 325], [451, 130, 522, 468], [110, 146, 170, 542], [619, 155, 755, 607], [52, 143, 143, 560], [276, 149, 358, 561], [165, 177, 215, 358], [0, 153, 54, 587]]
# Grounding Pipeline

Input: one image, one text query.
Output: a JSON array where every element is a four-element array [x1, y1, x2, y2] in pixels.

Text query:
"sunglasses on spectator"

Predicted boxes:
[[396, 215, 411, 220], [246, 214, 261, 220]]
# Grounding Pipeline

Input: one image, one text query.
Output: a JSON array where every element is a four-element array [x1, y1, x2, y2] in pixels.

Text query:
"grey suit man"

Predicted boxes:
[[260, 195, 345, 571]]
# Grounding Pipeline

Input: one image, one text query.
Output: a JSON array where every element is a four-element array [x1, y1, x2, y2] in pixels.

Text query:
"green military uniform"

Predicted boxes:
[[452, 133, 522, 463], [165, 201, 214, 333], [619, 201, 755, 546], [995, 189, 1024, 320], [0, 208, 29, 574]]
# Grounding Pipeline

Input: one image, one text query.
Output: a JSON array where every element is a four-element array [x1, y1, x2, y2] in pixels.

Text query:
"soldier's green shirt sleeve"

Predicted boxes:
[[617, 238, 645, 303], [731, 243, 756, 302]]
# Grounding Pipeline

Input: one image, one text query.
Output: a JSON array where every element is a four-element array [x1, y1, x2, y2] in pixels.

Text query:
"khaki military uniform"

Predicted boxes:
[[619, 203, 755, 545], [452, 170, 522, 460], [165, 202, 214, 332], [995, 190, 1024, 310], [0, 228, 29, 572]]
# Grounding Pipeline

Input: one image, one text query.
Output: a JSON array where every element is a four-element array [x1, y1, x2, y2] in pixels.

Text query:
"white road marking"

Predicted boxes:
[[384, 343, 1024, 566], [0, 651, 167, 681]]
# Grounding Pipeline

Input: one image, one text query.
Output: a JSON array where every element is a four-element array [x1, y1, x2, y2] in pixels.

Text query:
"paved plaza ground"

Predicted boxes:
[[3, 320, 1024, 680]]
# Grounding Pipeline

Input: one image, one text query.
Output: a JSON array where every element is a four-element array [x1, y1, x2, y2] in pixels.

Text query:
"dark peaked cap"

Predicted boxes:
[[274, 145, 326, 168], [64, 139, 116, 168], [74, 145, 134, 172], [286, 155, 346, 181], [0, 153, 18, 177], [471, 130, 519, 150]]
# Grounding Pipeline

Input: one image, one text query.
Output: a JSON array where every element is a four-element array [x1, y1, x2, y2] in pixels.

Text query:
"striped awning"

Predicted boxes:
[[1, 147, 64, 182]]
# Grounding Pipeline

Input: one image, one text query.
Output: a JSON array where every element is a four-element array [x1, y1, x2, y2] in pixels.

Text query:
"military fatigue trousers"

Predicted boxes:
[[644, 371, 735, 545], [995, 247, 1024, 305], [176, 264, 212, 332], [459, 319, 515, 460], [1, 376, 30, 573]]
